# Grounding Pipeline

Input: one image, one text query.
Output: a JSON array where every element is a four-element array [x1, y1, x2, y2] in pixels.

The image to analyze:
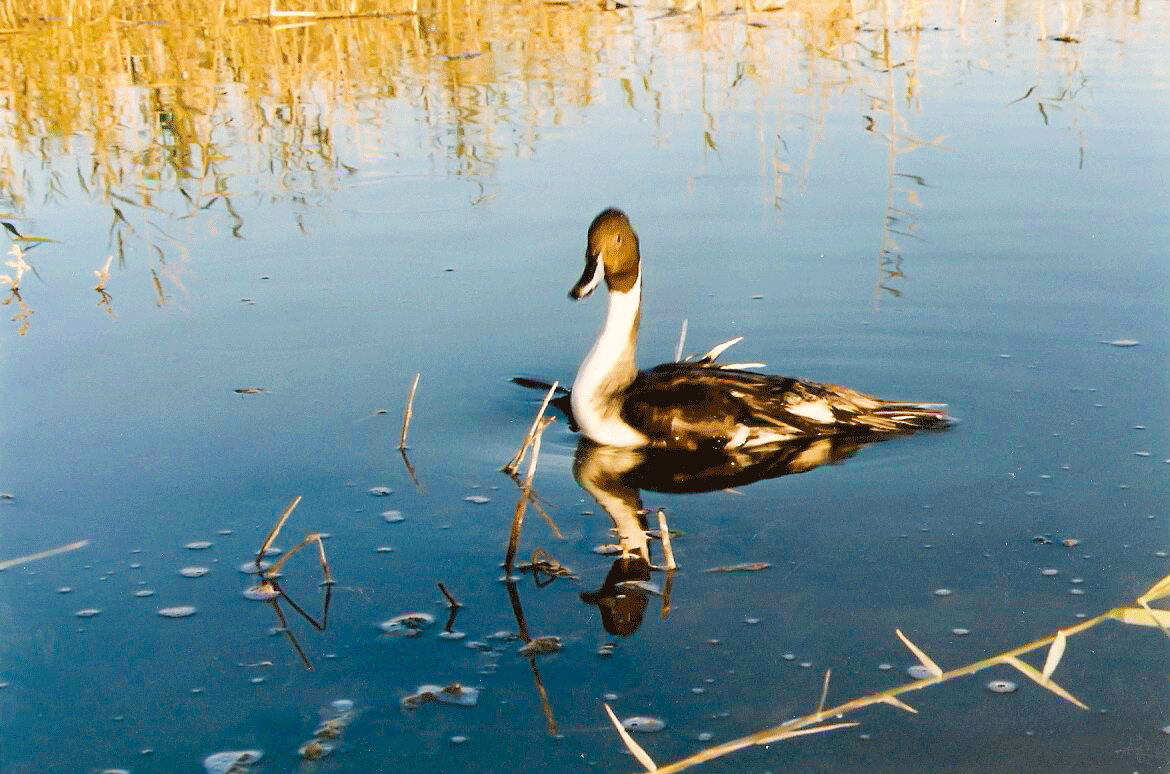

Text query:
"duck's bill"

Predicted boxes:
[[569, 252, 602, 300]]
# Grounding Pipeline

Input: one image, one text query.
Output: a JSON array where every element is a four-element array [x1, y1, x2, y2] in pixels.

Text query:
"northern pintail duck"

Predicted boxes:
[[568, 208, 951, 450]]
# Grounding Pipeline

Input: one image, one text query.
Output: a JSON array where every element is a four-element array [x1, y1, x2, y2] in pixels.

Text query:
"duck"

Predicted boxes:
[[567, 208, 951, 451]]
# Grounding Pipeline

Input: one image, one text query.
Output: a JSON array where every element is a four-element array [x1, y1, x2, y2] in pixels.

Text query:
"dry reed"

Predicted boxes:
[[610, 571, 1170, 773]]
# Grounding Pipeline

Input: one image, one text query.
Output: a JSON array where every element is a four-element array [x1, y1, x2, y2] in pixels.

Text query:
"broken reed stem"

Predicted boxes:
[[656, 508, 677, 571], [398, 372, 420, 450], [660, 567, 675, 622], [256, 495, 302, 568], [264, 533, 327, 581], [0, 539, 88, 571], [523, 416, 554, 491], [816, 668, 832, 714], [504, 415, 555, 574], [437, 582, 461, 609], [503, 381, 558, 474], [504, 489, 529, 575], [675, 318, 688, 361], [643, 597, 1144, 774]]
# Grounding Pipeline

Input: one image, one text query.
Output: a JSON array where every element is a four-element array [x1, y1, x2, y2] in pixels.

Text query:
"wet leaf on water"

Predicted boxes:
[[1002, 656, 1087, 709], [1109, 606, 1170, 628], [368, 486, 393, 496], [1041, 630, 1067, 681], [518, 635, 562, 656], [1137, 573, 1170, 604], [75, 608, 102, 618], [298, 739, 335, 760], [464, 495, 491, 504], [1108, 339, 1139, 347], [158, 606, 197, 618], [180, 566, 210, 578], [233, 387, 269, 395], [702, 562, 771, 573], [879, 695, 918, 714], [185, 541, 213, 550]]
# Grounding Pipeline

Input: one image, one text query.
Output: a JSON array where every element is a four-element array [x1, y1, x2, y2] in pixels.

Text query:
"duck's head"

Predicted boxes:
[[569, 208, 641, 300]]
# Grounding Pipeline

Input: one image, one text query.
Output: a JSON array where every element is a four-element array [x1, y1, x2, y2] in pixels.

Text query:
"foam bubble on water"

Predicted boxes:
[[380, 612, 435, 636], [621, 716, 666, 733], [203, 750, 263, 774]]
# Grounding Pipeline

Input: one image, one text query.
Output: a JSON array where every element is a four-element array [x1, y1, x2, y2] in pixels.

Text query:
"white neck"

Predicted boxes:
[[571, 275, 648, 447]]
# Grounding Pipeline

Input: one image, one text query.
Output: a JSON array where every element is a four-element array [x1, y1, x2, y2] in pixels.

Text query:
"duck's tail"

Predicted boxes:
[[864, 401, 954, 433]]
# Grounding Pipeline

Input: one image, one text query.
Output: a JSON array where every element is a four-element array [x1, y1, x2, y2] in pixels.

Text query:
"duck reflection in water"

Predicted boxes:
[[572, 432, 884, 637]]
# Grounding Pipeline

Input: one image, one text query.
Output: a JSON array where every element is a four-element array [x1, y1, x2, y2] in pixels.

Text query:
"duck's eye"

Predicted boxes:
[[614, 233, 622, 245]]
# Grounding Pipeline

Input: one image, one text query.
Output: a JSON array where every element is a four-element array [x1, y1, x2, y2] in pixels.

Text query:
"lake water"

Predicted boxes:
[[1, 1, 1168, 772]]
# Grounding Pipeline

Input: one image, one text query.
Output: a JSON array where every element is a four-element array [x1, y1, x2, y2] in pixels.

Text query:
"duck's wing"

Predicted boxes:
[[623, 363, 949, 449]]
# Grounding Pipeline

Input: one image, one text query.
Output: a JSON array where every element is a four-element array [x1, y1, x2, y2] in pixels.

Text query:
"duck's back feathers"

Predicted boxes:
[[621, 362, 949, 450]]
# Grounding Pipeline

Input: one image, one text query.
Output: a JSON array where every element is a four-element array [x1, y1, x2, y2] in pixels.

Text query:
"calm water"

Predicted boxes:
[[1, 1, 1168, 772]]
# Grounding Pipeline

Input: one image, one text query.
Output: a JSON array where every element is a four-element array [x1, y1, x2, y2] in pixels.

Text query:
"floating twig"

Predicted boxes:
[[816, 668, 832, 715], [398, 372, 420, 451], [249, 497, 333, 671], [604, 704, 660, 772], [504, 415, 555, 573], [437, 582, 462, 609], [524, 416, 554, 491], [635, 572, 1170, 773], [0, 539, 89, 571], [256, 495, 301, 569], [503, 381, 558, 474], [656, 508, 677, 571], [399, 447, 423, 493]]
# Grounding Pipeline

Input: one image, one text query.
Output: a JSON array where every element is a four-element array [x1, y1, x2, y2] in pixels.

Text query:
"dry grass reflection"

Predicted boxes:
[[0, 0, 1130, 331]]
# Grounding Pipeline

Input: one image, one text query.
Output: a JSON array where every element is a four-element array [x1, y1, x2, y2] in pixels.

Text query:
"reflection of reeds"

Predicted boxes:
[[609, 571, 1170, 773], [248, 496, 334, 670], [0, 0, 1124, 330]]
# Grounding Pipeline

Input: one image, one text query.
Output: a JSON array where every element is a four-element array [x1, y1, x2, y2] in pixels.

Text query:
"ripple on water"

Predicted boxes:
[[180, 567, 210, 578], [185, 541, 213, 550], [158, 606, 197, 618]]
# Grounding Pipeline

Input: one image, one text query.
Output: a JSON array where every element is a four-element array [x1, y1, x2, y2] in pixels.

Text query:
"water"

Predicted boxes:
[[1, 1, 1168, 772]]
